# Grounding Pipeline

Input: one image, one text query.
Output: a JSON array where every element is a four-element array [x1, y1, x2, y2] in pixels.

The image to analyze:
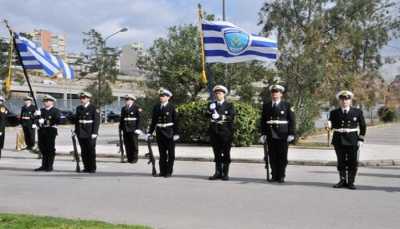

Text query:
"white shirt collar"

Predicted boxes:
[[84, 102, 90, 108], [272, 100, 281, 106], [217, 100, 225, 105], [341, 107, 350, 113], [161, 101, 168, 107], [45, 105, 53, 110]]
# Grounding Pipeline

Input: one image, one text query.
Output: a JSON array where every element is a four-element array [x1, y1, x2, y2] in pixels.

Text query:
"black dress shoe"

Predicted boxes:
[[34, 167, 45, 171], [333, 180, 347, 188], [163, 173, 171, 178], [221, 175, 229, 181], [278, 178, 285, 183], [45, 168, 53, 172], [347, 184, 356, 190]]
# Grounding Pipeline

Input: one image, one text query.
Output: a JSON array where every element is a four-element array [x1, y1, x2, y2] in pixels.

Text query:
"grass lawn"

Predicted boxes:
[[0, 213, 152, 229]]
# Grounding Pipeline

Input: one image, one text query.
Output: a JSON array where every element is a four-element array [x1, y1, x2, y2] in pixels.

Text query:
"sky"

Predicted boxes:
[[0, 0, 399, 81]]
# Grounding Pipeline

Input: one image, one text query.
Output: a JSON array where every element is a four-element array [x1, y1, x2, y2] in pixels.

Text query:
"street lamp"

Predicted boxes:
[[98, 27, 128, 123]]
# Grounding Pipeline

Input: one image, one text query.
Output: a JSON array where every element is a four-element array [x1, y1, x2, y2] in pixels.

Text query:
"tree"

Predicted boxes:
[[77, 29, 120, 107], [0, 38, 9, 80], [259, 0, 400, 136]]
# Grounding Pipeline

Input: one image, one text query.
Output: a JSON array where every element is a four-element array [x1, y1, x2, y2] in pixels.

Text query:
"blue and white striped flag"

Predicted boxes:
[[15, 33, 74, 80], [202, 21, 278, 63]]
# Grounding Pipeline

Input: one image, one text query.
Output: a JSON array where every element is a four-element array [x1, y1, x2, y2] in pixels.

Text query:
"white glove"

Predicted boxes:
[[91, 134, 97, 139], [209, 103, 216, 110], [212, 113, 220, 120], [259, 135, 267, 144], [357, 141, 363, 147], [0, 132, 2, 136], [32, 124, 37, 129], [287, 135, 295, 143], [38, 118, 45, 124], [34, 110, 41, 116], [145, 133, 153, 141], [134, 129, 142, 135], [173, 135, 180, 141], [325, 121, 332, 129]]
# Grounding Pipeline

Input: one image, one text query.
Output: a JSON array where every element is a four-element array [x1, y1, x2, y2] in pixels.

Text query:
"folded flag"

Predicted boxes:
[[15, 33, 74, 80], [202, 20, 278, 63]]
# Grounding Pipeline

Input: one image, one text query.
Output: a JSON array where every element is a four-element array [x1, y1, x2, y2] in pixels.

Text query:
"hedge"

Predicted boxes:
[[176, 100, 260, 147]]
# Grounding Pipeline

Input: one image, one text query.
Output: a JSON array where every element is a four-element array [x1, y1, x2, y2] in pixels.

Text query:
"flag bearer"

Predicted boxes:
[[208, 85, 235, 181], [34, 95, 60, 171]]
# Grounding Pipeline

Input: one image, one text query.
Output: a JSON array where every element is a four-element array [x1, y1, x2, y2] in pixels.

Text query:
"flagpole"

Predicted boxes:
[[198, 4, 207, 85], [3, 36, 14, 98], [198, 4, 214, 100], [3, 19, 38, 108]]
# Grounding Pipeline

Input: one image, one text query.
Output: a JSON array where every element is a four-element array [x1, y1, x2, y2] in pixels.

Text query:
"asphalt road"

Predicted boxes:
[[0, 155, 399, 229]]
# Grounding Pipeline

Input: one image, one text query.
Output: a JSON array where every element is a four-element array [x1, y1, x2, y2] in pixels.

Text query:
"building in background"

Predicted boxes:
[[119, 42, 146, 75], [29, 29, 66, 58]]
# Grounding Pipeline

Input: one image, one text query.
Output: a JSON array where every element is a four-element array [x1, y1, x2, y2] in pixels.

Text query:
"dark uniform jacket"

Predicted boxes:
[[149, 102, 178, 139], [329, 107, 366, 146], [20, 104, 36, 127], [0, 105, 8, 133], [119, 104, 140, 133], [74, 103, 100, 139], [37, 106, 60, 134], [208, 101, 235, 141], [261, 101, 296, 140]]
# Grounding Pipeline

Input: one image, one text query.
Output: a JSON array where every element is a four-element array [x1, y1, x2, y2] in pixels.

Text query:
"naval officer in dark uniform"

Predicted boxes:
[[326, 90, 366, 190], [260, 85, 296, 183], [34, 95, 60, 171], [119, 94, 141, 163], [74, 92, 100, 173], [208, 85, 235, 181], [0, 96, 8, 159], [20, 96, 36, 151], [147, 88, 179, 177]]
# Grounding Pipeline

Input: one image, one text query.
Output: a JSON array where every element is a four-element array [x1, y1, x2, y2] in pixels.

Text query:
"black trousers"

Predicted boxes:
[[123, 131, 139, 162], [267, 138, 288, 180], [78, 137, 97, 172], [0, 130, 4, 158], [210, 132, 232, 165], [0, 130, 4, 149], [23, 126, 36, 149], [334, 145, 359, 172], [156, 135, 175, 175], [38, 128, 57, 169]]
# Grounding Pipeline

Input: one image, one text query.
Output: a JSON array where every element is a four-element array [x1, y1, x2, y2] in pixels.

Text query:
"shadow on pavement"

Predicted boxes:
[[310, 170, 400, 179]]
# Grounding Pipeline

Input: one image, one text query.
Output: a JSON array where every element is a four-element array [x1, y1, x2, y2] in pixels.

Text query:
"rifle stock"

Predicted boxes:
[[263, 142, 270, 181], [118, 128, 125, 163], [145, 136, 157, 176], [71, 130, 80, 172]]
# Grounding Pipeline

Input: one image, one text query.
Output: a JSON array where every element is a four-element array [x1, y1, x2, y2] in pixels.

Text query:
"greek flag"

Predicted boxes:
[[15, 34, 74, 80], [202, 21, 278, 63]]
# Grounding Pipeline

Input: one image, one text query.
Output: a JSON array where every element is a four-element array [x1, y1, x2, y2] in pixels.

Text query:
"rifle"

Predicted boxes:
[[145, 134, 157, 177], [118, 127, 125, 163], [263, 141, 270, 181], [71, 130, 80, 172]]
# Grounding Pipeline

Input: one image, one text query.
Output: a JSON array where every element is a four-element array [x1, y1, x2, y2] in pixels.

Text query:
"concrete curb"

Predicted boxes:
[[50, 152, 400, 167]]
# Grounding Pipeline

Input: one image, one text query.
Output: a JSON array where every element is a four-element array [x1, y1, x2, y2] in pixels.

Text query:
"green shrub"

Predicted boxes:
[[378, 106, 398, 123], [176, 100, 259, 147]]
